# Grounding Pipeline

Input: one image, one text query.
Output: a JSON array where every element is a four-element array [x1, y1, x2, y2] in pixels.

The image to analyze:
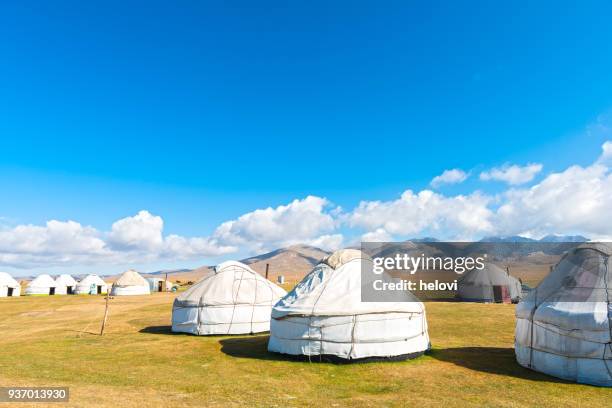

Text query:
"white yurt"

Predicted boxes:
[[55, 274, 78, 295], [25, 274, 57, 296], [147, 277, 174, 292], [75, 274, 108, 295], [172, 261, 287, 335], [110, 270, 150, 296], [0, 272, 21, 297], [516, 243, 612, 386], [457, 263, 522, 303], [268, 249, 430, 362]]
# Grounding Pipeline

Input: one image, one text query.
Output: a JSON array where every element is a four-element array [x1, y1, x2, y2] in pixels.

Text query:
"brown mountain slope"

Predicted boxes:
[[241, 244, 329, 283]]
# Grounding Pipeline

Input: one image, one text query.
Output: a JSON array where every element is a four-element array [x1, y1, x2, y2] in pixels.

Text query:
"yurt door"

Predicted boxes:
[[493, 285, 511, 303], [158, 281, 163, 292], [7, 287, 13, 297], [49, 287, 55, 296], [67, 286, 73, 295], [97, 285, 102, 295]]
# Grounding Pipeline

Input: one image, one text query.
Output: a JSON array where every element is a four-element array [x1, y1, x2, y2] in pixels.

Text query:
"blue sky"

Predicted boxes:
[[1, 2, 612, 275]]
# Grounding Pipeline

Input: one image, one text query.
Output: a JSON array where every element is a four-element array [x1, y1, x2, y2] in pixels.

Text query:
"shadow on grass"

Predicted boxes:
[[219, 335, 292, 361], [139, 325, 177, 335], [430, 347, 569, 383]]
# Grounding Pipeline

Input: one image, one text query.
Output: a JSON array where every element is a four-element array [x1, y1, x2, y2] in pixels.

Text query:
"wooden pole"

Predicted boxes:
[[164, 272, 169, 292], [100, 294, 110, 336], [265, 263, 269, 280]]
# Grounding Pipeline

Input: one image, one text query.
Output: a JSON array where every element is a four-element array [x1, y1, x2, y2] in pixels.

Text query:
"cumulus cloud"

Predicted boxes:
[[494, 162, 612, 238], [211, 196, 340, 252], [348, 190, 495, 240], [480, 163, 543, 185], [0, 211, 235, 269], [430, 169, 469, 188], [108, 210, 164, 251], [598, 140, 612, 165], [361, 228, 393, 242]]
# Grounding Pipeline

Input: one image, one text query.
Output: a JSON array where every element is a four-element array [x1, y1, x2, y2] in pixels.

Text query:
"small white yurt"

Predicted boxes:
[[75, 274, 108, 295], [172, 261, 287, 335], [147, 277, 174, 292], [268, 249, 430, 362], [457, 263, 522, 303], [55, 274, 77, 295], [0, 272, 21, 297], [111, 270, 150, 296], [515, 243, 612, 386], [25, 274, 57, 296]]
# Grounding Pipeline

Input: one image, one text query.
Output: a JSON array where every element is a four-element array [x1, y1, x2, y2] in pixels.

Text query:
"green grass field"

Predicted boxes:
[[0, 294, 609, 407]]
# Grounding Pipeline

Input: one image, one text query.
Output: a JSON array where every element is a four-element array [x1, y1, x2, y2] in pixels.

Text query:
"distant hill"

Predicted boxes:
[[241, 244, 329, 282]]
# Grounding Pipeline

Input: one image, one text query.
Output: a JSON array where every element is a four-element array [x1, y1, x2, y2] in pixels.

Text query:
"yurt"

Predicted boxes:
[[457, 263, 522, 303], [25, 274, 57, 296], [172, 261, 287, 335], [0, 272, 21, 297], [75, 274, 108, 295], [111, 270, 150, 296], [147, 277, 174, 292], [515, 243, 612, 386], [268, 249, 430, 362], [55, 274, 77, 295]]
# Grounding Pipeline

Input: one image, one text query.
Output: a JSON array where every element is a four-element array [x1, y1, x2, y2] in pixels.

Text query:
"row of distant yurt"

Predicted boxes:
[[23, 274, 108, 296], [0, 272, 21, 297], [172, 250, 431, 361], [1, 269, 175, 297]]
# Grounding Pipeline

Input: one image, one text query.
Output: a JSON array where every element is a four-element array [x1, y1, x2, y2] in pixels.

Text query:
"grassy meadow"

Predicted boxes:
[[0, 294, 609, 407]]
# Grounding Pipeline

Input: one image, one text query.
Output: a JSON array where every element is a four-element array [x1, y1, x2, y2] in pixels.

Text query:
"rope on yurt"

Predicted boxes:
[[228, 268, 246, 335], [528, 286, 537, 369], [348, 314, 357, 359], [249, 272, 259, 334], [603, 254, 612, 380], [309, 264, 336, 362]]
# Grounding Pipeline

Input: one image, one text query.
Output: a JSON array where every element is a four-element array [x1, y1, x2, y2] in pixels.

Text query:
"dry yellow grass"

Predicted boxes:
[[0, 294, 609, 407]]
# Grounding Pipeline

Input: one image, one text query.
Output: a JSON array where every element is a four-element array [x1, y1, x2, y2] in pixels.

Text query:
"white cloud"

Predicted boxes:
[[430, 169, 469, 188], [108, 210, 164, 251], [494, 162, 612, 237], [598, 140, 612, 164], [211, 196, 340, 253], [348, 190, 495, 240], [480, 163, 543, 185], [361, 228, 393, 242], [0, 211, 235, 269]]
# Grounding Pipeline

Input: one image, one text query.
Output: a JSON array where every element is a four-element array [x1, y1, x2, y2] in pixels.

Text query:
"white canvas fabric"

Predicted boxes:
[[75, 274, 108, 295], [111, 270, 150, 296], [0, 272, 20, 297], [172, 261, 287, 335], [515, 243, 612, 386], [268, 249, 430, 361], [457, 263, 522, 303], [25, 274, 57, 296], [55, 274, 77, 295]]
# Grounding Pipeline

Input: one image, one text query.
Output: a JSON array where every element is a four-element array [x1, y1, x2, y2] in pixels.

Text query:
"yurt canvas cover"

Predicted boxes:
[[55, 274, 77, 295], [111, 270, 150, 296], [172, 261, 287, 335], [268, 249, 430, 361], [75, 274, 108, 295], [515, 243, 612, 386], [25, 274, 57, 296], [457, 263, 522, 303], [0, 272, 20, 297]]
